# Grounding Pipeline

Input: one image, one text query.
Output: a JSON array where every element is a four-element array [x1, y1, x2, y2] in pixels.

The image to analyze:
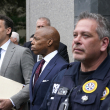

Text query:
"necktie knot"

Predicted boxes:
[[40, 59, 45, 65]]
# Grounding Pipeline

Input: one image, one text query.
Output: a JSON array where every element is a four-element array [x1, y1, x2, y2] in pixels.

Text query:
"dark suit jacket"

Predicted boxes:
[[58, 42, 69, 62], [29, 53, 68, 110], [23, 41, 69, 63]]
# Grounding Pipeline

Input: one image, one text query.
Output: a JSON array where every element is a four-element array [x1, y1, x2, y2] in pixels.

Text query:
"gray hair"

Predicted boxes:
[[11, 32, 19, 43], [76, 12, 110, 52], [37, 17, 51, 26]]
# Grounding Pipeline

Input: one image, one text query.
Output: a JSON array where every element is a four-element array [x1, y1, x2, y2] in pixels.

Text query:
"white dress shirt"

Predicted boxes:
[[0, 39, 10, 69], [40, 50, 58, 75]]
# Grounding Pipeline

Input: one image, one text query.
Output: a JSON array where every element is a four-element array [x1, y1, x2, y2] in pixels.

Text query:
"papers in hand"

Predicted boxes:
[[0, 76, 23, 99]]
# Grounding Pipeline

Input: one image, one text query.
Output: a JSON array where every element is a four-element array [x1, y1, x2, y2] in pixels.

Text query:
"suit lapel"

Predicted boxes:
[[32, 54, 59, 99], [0, 42, 15, 76]]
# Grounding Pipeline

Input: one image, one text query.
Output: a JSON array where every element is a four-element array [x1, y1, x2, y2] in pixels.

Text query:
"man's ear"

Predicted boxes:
[[6, 27, 11, 35], [100, 37, 109, 51], [47, 38, 53, 47], [14, 38, 17, 42]]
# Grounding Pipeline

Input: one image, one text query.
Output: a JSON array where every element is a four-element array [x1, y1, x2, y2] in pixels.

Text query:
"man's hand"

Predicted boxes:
[[0, 99, 13, 110]]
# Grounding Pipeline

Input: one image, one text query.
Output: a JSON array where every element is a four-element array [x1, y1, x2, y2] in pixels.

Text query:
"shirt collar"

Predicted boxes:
[[1, 39, 10, 51], [43, 50, 58, 63]]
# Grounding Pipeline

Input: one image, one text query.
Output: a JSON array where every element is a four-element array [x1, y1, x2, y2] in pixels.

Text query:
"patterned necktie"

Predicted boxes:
[[34, 59, 45, 86], [0, 48, 2, 59]]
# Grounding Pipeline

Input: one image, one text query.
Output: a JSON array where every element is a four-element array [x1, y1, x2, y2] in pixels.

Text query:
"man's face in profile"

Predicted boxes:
[[31, 29, 48, 57]]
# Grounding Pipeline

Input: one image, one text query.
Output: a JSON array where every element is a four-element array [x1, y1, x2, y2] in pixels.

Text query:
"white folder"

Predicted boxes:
[[0, 76, 23, 99]]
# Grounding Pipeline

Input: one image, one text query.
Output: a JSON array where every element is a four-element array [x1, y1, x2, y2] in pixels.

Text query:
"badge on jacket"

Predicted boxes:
[[57, 87, 68, 95], [52, 83, 60, 94], [82, 80, 98, 93], [81, 95, 88, 102], [100, 87, 109, 100]]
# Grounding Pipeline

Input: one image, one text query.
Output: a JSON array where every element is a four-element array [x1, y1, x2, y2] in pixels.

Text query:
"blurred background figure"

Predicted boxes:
[[10, 31, 19, 45], [29, 34, 34, 41]]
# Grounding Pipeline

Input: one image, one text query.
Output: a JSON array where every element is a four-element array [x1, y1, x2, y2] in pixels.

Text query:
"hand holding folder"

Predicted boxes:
[[0, 76, 23, 99]]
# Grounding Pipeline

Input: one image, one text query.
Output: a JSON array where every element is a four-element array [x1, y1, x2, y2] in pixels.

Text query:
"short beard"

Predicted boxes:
[[74, 56, 86, 62]]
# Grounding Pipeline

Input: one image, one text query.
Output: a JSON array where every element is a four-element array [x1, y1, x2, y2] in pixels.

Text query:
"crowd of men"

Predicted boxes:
[[0, 11, 110, 110]]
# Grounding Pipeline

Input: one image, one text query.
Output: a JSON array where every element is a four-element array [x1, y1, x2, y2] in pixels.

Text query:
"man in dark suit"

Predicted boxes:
[[0, 15, 34, 110], [29, 26, 68, 110], [24, 17, 69, 63]]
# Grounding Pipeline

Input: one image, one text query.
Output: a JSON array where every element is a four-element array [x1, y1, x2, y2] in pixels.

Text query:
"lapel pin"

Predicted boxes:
[[81, 95, 88, 102]]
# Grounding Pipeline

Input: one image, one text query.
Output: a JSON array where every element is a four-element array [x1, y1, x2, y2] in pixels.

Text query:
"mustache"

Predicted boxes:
[[72, 45, 84, 51]]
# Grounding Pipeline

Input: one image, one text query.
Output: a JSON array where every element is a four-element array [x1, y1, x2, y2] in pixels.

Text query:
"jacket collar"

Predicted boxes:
[[66, 55, 110, 80], [92, 55, 110, 80]]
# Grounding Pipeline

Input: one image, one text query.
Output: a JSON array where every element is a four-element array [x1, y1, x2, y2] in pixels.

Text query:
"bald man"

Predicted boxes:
[[29, 26, 68, 110]]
